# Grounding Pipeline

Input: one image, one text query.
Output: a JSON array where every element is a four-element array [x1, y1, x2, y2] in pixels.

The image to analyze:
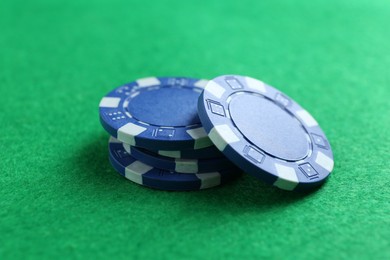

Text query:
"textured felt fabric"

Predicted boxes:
[[1, 0, 389, 259]]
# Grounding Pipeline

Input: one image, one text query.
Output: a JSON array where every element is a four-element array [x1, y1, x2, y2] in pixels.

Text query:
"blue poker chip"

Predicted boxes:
[[198, 75, 334, 191], [150, 145, 223, 159], [122, 143, 234, 174], [99, 77, 213, 151], [108, 137, 242, 191]]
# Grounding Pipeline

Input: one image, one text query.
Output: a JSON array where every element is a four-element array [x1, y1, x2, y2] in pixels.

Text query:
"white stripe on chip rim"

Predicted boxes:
[[122, 143, 132, 155], [205, 81, 226, 99], [99, 97, 121, 108], [186, 127, 213, 149], [194, 79, 209, 88], [125, 160, 153, 185], [296, 110, 318, 127], [109, 136, 122, 144], [196, 172, 221, 189], [175, 159, 198, 173], [193, 138, 213, 150], [273, 163, 299, 191], [123, 100, 130, 109], [158, 150, 181, 158], [209, 125, 240, 151], [136, 77, 160, 87], [186, 127, 208, 139], [245, 77, 267, 93], [118, 123, 147, 145], [315, 151, 334, 172]]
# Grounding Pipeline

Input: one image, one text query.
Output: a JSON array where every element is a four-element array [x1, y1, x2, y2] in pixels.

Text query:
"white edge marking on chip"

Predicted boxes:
[[273, 164, 299, 191], [186, 127, 213, 149], [99, 97, 121, 108], [125, 160, 153, 185], [196, 172, 221, 189], [118, 123, 147, 146], [159, 150, 181, 158], [194, 79, 209, 88], [130, 92, 140, 98], [186, 127, 208, 139], [209, 125, 240, 151], [205, 81, 226, 99], [109, 136, 122, 143], [175, 159, 198, 173], [122, 143, 131, 155], [136, 77, 160, 87], [296, 110, 318, 127], [315, 151, 334, 172], [245, 77, 267, 93]]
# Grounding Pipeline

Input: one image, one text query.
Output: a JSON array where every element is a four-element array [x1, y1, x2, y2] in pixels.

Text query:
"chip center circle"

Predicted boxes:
[[127, 87, 201, 127], [229, 93, 310, 161]]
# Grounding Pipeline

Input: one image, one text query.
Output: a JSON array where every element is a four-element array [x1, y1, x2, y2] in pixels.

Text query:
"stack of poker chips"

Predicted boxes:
[[99, 77, 242, 191], [99, 76, 334, 192]]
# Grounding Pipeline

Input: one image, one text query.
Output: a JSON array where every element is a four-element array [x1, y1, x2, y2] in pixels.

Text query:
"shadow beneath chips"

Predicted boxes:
[[70, 132, 322, 211], [192, 175, 323, 212], [69, 132, 125, 188]]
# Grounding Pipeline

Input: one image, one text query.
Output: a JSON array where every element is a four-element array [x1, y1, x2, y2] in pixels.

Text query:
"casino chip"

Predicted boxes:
[[108, 137, 241, 191], [151, 145, 223, 159], [99, 77, 213, 151], [197, 75, 334, 191], [122, 143, 234, 174]]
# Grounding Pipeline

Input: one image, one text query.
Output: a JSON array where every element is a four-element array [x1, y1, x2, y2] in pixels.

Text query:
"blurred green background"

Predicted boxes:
[[1, 0, 389, 259]]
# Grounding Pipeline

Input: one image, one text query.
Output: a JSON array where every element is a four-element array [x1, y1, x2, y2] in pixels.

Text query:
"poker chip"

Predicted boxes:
[[197, 75, 334, 191], [150, 145, 223, 159], [108, 137, 241, 191], [99, 77, 213, 151], [122, 143, 234, 174]]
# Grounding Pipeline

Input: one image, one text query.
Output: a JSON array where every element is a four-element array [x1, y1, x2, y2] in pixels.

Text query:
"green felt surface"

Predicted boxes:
[[1, 0, 389, 259]]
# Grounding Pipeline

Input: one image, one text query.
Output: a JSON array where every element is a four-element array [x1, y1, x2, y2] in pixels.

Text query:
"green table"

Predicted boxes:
[[1, 0, 389, 259]]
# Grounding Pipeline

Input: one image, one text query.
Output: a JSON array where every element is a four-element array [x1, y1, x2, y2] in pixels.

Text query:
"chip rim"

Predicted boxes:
[[122, 143, 234, 174], [150, 145, 223, 159]]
